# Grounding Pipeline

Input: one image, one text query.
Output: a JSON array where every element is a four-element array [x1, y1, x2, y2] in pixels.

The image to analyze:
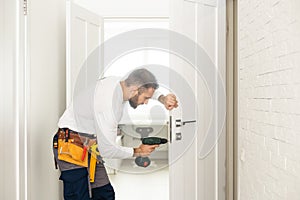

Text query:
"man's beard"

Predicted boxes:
[[129, 94, 139, 109]]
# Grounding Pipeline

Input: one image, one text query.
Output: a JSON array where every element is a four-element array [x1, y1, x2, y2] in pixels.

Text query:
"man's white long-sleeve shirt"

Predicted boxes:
[[58, 77, 161, 159]]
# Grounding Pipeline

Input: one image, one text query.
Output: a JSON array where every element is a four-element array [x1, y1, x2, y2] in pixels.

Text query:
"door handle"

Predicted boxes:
[[170, 118, 197, 142], [175, 119, 196, 127]]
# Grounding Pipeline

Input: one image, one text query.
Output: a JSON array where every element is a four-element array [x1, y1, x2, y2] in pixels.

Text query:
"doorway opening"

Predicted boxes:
[[103, 18, 170, 200]]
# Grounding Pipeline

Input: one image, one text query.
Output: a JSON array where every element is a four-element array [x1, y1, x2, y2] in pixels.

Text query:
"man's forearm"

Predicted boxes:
[[158, 95, 165, 104]]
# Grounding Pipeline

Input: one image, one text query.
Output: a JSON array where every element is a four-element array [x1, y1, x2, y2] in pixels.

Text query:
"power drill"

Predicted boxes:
[[135, 137, 168, 168]]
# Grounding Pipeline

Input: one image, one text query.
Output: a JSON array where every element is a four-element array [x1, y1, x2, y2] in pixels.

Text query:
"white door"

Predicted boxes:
[[66, 0, 103, 105], [169, 0, 226, 199], [169, 1, 197, 200], [197, 1, 226, 199]]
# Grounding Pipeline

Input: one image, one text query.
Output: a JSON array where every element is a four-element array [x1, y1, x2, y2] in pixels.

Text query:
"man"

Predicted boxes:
[[53, 68, 178, 200]]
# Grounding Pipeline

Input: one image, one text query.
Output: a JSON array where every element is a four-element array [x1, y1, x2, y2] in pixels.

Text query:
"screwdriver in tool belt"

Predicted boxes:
[[81, 138, 88, 161]]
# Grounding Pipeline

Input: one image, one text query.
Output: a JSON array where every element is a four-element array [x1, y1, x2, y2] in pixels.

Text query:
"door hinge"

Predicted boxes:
[[23, 0, 27, 16]]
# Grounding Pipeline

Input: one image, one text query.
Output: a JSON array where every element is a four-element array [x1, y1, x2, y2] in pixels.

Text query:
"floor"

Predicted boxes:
[[107, 159, 169, 200]]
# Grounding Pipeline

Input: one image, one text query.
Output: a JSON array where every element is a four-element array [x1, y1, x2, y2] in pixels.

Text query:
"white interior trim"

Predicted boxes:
[[66, 0, 71, 106]]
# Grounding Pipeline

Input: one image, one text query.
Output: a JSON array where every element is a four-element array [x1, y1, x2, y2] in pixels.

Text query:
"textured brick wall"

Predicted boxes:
[[238, 0, 300, 199]]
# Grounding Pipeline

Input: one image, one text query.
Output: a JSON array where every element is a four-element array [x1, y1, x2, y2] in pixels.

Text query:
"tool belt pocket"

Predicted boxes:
[[58, 139, 88, 168]]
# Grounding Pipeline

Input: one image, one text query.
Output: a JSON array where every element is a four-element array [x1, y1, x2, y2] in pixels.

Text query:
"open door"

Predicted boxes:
[[169, 0, 226, 199], [169, 1, 198, 199], [66, 0, 104, 105]]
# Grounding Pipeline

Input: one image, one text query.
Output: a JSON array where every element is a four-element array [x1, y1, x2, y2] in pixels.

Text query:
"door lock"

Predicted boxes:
[[176, 132, 182, 140]]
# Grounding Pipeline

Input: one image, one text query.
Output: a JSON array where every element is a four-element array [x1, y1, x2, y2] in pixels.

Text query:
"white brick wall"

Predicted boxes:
[[238, 0, 300, 199]]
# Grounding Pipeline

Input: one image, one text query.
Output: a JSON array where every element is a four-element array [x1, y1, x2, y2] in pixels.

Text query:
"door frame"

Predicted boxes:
[[0, 0, 28, 199], [226, 0, 238, 199]]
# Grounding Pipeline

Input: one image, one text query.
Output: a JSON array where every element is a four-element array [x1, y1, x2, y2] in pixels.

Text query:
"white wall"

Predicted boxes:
[[0, 0, 18, 199], [28, 0, 66, 199], [74, 0, 169, 17], [1, 0, 66, 198], [238, 0, 300, 199]]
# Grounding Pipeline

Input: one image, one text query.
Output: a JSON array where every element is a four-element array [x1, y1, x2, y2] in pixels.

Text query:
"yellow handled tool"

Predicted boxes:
[[89, 144, 101, 182], [89, 155, 97, 182]]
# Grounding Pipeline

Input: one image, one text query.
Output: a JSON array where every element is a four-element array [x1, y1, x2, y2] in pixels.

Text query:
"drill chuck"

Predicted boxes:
[[135, 157, 151, 168]]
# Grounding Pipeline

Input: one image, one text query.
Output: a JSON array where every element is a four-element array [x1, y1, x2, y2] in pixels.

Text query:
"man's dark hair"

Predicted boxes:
[[125, 68, 159, 90]]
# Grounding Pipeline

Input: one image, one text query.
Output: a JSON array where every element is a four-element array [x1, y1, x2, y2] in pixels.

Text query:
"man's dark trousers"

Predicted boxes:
[[60, 168, 115, 200]]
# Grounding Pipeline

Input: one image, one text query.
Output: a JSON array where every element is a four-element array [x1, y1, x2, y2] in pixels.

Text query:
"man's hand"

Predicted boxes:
[[134, 144, 159, 157], [159, 94, 178, 110]]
